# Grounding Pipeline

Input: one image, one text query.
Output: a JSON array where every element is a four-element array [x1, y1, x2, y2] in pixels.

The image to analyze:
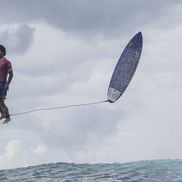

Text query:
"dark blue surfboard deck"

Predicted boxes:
[[107, 32, 143, 103]]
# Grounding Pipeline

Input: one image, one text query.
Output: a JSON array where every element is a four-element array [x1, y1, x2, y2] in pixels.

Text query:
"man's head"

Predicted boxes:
[[0, 45, 6, 58]]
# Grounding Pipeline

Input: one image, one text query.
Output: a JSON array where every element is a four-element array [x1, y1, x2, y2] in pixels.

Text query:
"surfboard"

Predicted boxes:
[[107, 32, 143, 103]]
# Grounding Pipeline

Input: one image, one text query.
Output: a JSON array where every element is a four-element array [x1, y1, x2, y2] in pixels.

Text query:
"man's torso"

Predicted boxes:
[[0, 57, 12, 81]]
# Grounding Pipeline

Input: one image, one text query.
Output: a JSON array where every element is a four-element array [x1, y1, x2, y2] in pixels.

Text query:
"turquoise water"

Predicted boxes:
[[0, 160, 182, 181]]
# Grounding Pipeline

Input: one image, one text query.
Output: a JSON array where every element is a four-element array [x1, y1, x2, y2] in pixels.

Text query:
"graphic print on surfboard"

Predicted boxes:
[[107, 32, 143, 103]]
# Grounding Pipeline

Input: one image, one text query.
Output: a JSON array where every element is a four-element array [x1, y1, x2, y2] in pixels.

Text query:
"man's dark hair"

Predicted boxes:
[[0, 45, 6, 56]]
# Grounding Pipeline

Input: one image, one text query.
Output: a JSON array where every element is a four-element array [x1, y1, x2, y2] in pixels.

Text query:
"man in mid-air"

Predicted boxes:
[[0, 45, 13, 124]]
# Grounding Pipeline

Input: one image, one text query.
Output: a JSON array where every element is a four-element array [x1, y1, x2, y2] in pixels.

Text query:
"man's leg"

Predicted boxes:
[[0, 100, 6, 120], [0, 100, 11, 124]]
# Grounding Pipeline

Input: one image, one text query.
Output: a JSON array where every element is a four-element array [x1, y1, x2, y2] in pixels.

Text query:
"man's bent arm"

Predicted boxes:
[[7, 70, 13, 85]]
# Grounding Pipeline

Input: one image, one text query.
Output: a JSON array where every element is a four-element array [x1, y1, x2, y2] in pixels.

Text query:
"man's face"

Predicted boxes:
[[0, 50, 4, 58]]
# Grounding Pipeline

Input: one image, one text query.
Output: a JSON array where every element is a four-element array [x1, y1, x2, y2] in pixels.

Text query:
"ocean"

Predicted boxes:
[[0, 160, 182, 182]]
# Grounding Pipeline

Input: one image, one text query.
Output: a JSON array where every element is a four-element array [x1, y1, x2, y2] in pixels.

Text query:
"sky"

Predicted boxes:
[[0, 0, 182, 169]]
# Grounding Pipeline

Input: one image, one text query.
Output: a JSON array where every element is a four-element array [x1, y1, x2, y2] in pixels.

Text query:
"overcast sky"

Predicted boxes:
[[0, 0, 182, 169]]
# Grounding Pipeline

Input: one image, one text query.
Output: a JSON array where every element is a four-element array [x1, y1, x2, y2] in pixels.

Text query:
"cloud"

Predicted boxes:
[[0, 0, 181, 37], [33, 106, 123, 151], [0, 24, 35, 54], [7, 18, 182, 165], [0, 140, 48, 169], [0, 0, 182, 169]]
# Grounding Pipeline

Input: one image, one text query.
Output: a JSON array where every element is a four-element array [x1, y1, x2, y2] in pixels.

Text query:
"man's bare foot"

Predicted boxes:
[[2, 117, 11, 124]]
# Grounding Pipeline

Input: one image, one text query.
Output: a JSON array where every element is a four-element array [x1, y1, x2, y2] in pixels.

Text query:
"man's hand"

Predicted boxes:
[[5, 83, 9, 91]]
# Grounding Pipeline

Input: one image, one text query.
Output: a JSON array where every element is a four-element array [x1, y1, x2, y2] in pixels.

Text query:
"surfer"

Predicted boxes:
[[0, 45, 13, 124]]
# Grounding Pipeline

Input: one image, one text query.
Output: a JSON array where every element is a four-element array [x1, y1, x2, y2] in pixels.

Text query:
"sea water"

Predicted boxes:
[[0, 160, 182, 182]]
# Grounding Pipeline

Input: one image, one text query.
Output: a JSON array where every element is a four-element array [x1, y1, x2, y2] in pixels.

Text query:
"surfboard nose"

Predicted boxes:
[[136, 32, 143, 42], [130, 32, 143, 50], [135, 31, 142, 38]]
